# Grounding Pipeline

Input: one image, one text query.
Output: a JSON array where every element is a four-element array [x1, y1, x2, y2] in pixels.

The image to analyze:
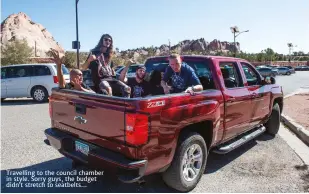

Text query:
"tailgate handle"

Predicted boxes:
[[75, 104, 86, 114]]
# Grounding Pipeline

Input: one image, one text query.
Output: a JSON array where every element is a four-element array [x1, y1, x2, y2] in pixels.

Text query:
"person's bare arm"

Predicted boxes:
[[161, 80, 172, 94], [49, 49, 66, 88], [119, 66, 130, 82], [80, 55, 96, 70], [119, 59, 135, 82], [71, 78, 95, 93], [80, 87, 95, 93], [184, 84, 203, 95], [184, 71, 203, 94], [57, 63, 66, 88]]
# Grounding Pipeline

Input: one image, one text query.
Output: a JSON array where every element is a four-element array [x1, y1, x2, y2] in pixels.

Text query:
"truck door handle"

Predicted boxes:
[[251, 93, 258, 98], [227, 97, 236, 102]]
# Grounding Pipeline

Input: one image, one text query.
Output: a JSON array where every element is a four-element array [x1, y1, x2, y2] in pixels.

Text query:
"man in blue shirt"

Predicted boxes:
[[161, 54, 203, 95]]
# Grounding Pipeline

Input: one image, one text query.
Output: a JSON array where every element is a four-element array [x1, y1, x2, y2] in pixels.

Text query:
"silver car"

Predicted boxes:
[[257, 67, 276, 77], [277, 67, 292, 75]]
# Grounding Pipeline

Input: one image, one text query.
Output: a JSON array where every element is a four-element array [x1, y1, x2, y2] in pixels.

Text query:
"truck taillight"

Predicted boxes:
[[125, 113, 149, 146], [53, 76, 58, 84]]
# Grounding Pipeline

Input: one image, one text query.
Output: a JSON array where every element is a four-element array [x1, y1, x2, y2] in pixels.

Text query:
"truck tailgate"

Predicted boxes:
[[50, 90, 126, 145]]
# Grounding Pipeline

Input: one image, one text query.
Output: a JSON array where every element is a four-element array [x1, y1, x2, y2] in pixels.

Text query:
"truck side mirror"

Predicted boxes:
[[262, 76, 276, 85]]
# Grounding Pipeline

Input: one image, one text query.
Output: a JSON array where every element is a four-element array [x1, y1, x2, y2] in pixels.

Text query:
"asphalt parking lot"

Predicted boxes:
[[1, 72, 309, 192], [275, 71, 309, 95]]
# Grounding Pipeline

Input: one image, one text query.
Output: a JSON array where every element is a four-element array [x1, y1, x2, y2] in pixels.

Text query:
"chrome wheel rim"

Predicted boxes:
[[182, 143, 203, 182], [34, 89, 45, 101]]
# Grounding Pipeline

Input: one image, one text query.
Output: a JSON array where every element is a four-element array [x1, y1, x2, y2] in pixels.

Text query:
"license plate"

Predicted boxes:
[[75, 141, 89, 156]]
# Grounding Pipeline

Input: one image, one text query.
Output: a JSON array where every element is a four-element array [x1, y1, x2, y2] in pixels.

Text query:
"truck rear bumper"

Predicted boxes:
[[44, 128, 147, 183]]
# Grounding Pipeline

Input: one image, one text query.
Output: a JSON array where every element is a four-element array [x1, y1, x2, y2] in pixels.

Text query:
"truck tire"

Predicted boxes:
[[162, 132, 207, 192], [31, 86, 48, 102], [265, 103, 280, 136]]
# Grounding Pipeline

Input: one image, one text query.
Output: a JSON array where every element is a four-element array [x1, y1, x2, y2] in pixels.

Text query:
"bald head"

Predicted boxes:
[[70, 69, 82, 76], [70, 69, 83, 83]]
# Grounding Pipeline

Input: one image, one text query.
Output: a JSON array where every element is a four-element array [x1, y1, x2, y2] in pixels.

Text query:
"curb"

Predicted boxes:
[[281, 114, 309, 146]]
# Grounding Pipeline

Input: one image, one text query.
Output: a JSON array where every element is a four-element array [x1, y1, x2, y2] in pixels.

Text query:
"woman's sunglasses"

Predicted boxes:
[[104, 38, 111, 42]]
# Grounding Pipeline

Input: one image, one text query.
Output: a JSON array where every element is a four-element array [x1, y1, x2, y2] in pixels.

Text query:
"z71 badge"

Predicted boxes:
[[147, 100, 165, 108]]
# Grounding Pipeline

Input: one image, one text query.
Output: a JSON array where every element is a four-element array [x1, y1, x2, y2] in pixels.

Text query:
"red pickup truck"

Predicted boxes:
[[45, 55, 283, 192]]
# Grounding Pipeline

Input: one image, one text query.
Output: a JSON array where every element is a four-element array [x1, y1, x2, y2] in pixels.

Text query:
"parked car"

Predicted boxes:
[[1, 63, 70, 102], [283, 66, 295, 73], [271, 68, 279, 75], [302, 66, 309, 71], [277, 67, 292, 75], [115, 64, 141, 78], [257, 67, 276, 77], [45, 55, 283, 192], [295, 66, 309, 71], [114, 65, 125, 72], [259, 65, 279, 75]]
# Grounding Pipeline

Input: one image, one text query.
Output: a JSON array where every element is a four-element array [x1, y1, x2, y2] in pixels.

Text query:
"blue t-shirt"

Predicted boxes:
[[163, 63, 201, 93]]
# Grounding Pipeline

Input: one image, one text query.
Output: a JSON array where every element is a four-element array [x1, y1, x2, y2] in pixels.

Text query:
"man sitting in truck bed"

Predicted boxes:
[[49, 48, 94, 93], [161, 54, 203, 95], [119, 62, 151, 98]]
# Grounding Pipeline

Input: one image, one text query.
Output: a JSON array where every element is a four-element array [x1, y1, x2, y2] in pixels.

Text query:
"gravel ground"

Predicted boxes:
[[1, 99, 309, 192]]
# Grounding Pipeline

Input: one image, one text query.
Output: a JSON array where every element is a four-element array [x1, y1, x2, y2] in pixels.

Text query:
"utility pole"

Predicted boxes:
[[230, 26, 249, 57], [168, 39, 171, 54], [75, 0, 80, 68], [72, 0, 80, 68]]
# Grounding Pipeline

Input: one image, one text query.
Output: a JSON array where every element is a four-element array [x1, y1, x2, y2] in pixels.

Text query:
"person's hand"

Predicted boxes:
[[125, 59, 135, 67], [87, 55, 96, 63], [71, 78, 82, 91], [185, 87, 195, 95], [163, 86, 172, 94], [48, 48, 64, 66]]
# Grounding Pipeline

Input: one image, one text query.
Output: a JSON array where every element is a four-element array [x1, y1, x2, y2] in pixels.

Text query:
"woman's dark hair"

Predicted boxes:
[[149, 70, 162, 86], [91, 34, 114, 64]]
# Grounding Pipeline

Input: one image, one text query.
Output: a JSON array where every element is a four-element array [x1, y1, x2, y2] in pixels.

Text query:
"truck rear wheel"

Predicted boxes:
[[265, 103, 280, 136], [162, 132, 207, 192]]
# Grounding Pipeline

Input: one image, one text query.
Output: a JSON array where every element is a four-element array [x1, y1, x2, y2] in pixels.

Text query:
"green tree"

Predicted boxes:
[[1, 39, 33, 66], [135, 55, 148, 64], [62, 51, 77, 68], [112, 56, 125, 66]]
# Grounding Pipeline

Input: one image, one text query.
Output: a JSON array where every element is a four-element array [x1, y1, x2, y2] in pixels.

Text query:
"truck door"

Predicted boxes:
[[240, 62, 271, 127], [218, 61, 253, 141]]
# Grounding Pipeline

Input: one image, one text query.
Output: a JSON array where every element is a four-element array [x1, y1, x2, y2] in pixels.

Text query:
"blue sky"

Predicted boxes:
[[2, 0, 309, 54]]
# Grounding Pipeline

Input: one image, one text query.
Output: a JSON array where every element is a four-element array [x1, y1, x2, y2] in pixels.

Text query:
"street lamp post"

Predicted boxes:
[[168, 39, 171, 54], [72, 0, 80, 68], [75, 0, 80, 68], [230, 26, 249, 57]]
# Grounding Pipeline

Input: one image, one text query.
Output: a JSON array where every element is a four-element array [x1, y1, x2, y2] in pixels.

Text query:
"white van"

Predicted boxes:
[[1, 63, 70, 102]]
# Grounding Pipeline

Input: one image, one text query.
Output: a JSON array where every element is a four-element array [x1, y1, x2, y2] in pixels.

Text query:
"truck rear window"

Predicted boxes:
[[145, 57, 215, 90]]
